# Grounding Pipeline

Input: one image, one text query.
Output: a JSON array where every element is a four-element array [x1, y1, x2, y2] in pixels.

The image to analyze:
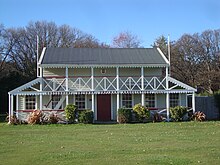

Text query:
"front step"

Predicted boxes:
[[93, 120, 117, 124]]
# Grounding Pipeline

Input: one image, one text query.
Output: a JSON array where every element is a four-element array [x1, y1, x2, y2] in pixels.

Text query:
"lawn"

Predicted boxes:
[[0, 122, 220, 165]]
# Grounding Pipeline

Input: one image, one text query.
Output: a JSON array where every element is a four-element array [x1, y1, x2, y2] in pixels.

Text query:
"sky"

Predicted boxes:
[[0, 0, 220, 47]]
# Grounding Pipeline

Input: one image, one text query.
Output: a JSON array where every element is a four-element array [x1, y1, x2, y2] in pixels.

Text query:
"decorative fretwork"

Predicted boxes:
[[9, 76, 196, 95]]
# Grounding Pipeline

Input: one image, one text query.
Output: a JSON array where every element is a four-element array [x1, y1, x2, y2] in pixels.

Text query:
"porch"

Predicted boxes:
[[10, 92, 195, 122]]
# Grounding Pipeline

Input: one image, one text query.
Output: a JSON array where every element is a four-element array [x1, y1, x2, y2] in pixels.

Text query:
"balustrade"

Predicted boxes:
[[42, 76, 167, 92]]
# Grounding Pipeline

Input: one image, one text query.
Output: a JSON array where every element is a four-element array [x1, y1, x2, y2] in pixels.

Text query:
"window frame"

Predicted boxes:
[[51, 95, 62, 109], [75, 94, 86, 110], [145, 94, 155, 108], [121, 94, 133, 109], [170, 93, 179, 107], [25, 95, 36, 110]]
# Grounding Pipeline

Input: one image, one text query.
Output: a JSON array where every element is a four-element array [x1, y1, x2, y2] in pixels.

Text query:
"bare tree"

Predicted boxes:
[[158, 30, 220, 94], [112, 31, 142, 48]]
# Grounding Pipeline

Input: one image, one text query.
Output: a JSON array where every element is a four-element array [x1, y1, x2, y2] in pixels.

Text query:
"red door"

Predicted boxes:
[[97, 94, 111, 121]]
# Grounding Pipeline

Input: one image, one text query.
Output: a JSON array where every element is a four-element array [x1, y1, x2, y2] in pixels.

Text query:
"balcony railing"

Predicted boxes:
[[42, 76, 167, 92]]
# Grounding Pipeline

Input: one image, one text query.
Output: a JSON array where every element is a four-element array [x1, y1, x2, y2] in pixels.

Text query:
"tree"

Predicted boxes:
[[153, 35, 168, 57], [156, 30, 220, 94], [0, 21, 110, 114], [112, 31, 142, 48]]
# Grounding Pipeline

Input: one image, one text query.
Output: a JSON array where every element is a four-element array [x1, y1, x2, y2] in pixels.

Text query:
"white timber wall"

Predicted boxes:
[[42, 67, 163, 78], [111, 94, 117, 120], [18, 96, 25, 110], [43, 68, 65, 77]]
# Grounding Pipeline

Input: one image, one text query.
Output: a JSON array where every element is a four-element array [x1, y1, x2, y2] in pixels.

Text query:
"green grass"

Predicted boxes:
[[0, 122, 220, 165]]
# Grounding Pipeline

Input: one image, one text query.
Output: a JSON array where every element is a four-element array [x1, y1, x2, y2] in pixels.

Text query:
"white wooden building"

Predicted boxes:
[[8, 47, 196, 122]]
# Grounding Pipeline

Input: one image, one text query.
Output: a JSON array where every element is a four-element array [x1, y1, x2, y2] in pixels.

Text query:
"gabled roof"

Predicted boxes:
[[40, 47, 169, 67]]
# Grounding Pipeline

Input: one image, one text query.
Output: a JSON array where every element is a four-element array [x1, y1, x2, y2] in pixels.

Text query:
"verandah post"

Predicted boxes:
[[40, 68, 43, 110], [65, 67, 69, 105], [166, 66, 170, 121], [141, 67, 145, 106], [8, 94, 11, 123], [8, 94, 14, 123], [116, 67, 120, 122], [91, 67, 95, 119], [192, 92, 195, 113]]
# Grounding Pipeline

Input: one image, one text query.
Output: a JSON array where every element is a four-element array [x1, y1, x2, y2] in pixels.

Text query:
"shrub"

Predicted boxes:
[[47, 113, 60, 124], [78, 110, 93, 124], [133, 103, 150, 122], [170, 106, 187, 121], [65, 104, 77, 123], [192, 111, 206, 121], [6, 115, 19, 125], [27, 110, 44, 124], [152, 112, 163, 122], [118, 107, 132, 123]]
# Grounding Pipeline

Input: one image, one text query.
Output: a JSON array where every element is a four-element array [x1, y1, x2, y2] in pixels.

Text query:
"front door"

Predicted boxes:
[[97, 94, 111, 121]]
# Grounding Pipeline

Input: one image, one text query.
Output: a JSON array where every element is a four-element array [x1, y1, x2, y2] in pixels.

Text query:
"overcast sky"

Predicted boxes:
[[1, 0, 220, 47]]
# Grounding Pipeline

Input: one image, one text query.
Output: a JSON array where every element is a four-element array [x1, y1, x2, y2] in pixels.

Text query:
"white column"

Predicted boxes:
[[40, 68, 43, 110], [165, 66, 170, 121], [11, 95, 14, 116], [66, 95, 69, 106], [92, 94, 95, 112], [8, 94, 11, 123], [116, 67, 119, 91], [16, 95, 19, 118], [117, 94, 120, 111], [141, 94, 145, 106], [116, 67, 120, 111], [91, 67, 94, 90], [166, 66, 169, 88], [16, 95, 18, 110], [141, 67, 145, 106], [65, 67, 69, 91], [116, 67, 120, 122], [65, 67, 69, 106], [39, 94, 42, 110], [9, 94, 14, 123], [192, 92, 195, 113], [91, 67, 95, 120], [39, 67, 43, 77], [166, 93, 170, 121]]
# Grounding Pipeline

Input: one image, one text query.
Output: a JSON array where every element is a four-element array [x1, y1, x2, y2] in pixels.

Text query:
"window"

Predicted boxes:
[[170, 93, 179, 107], [145, 94, 155, 108], [122, 94, 132, 108], [52, 95, 61, 109], [25, 95, 36, 109], [75, 95, 85, 110]]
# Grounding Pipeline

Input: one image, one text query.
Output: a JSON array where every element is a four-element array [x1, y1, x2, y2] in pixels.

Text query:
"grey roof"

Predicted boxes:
[[41, 47, 168, 65]]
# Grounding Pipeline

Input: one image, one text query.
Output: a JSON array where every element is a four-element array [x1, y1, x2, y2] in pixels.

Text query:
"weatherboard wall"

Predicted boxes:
[[43, 67, 162, 78]]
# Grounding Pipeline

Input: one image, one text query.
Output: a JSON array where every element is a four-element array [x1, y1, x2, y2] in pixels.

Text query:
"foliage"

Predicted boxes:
[[27, 110, 44, 124], [155, 30, 220, 94], [133, 103, 150, 122], [64, 104, 77, 123], [0, 122, 220, 165], [6, 115, 19, 125], [112, 31, 142, 48], [152, 112, 163, 122], [117, 107, 132, 123], [47, 113, 60, 124], [192, 111, 206, 122], [0, 21, 109, 114], [170, 106, 188, 121], [78, 110, 93, 124]]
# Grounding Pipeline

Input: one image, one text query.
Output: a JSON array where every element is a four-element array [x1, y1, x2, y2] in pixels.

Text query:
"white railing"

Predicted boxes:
[[42, 76, 167, 92]]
